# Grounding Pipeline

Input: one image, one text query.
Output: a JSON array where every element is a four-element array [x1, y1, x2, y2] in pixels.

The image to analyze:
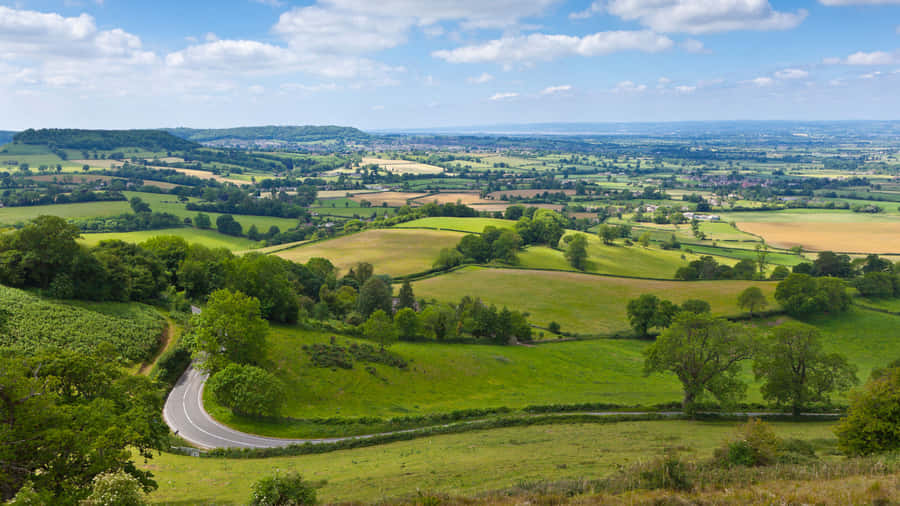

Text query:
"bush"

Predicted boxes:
[[81, 471, 148, 506], [715, 419, 779, 467], [836, 367, 900, 456], [636, 453, 693, 491], [207, 363, 286, 417], [153, 347, 192, 387], [250, 472, 317, 505]]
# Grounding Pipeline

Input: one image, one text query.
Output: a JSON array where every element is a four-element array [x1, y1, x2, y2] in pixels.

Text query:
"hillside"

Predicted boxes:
[[13, 128, 198, 151], [165, 125, 372, 143], [0, 131, 15, 145], [0, 285, 165, 364]]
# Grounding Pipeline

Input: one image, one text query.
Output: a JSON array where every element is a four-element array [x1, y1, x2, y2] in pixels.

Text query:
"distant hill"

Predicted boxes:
[[165, 125, 372, 143], [13, 128, 198, 151], [0, 131, 16, 145]]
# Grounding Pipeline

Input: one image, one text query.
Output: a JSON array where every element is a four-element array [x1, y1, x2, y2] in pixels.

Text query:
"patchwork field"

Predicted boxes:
[[80, 228, 257, 250], [470, 203, 565, 212], [274, 229, 467, 276], [738, 221, 900, 253], [411, 192, 497, 206], [412, 267, 779, 335], [487, 189, 576, 199], [350, 191, 425, 206], [361, 157, 444, 175], [0, 200, 130, 224], [142, 420, 837, 504], [395, 217, 516, 233]]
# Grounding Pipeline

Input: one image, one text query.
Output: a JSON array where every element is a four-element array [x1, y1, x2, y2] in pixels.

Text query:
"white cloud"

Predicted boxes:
[[605, 0, 807, 34], [540, 84, 571, 94], [467, 72, 494, 84], [681, 38, 710, 54], [746, 76, 775, 86], [433, 30, 673, 65], [861, 71, 882, 79], [674, 85, 696, 93], [490, 92, 519, 100], [569, 1, 602, 19], [846, 50, 897, 64], [612, 80, 647, 93], [273, 6, 411, 55], [774, 68, 808, 79]]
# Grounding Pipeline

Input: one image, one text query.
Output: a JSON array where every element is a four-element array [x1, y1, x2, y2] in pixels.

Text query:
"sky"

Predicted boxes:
[[1, 0, 899, 130]]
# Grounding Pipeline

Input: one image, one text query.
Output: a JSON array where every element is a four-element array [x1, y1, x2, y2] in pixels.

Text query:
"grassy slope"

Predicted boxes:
[[143, 420, 837, 505], [275, 229, 467, 276], [395, 217, 516, 233], [80, 228, 256, 250], [412, 267, 778, 335]]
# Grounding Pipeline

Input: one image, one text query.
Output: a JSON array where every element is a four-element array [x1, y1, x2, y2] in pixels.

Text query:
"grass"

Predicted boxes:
[[683, 244, 805, 266], [274, 229, 466, 277], [736, 221, 900, 253], [141, 420, 838, 505], [412, 267, 778, 335], [80, 228, 257, 250], [0, 200, 130, 225], [395, 217, 516, 233], [121, 192, 301, 232]]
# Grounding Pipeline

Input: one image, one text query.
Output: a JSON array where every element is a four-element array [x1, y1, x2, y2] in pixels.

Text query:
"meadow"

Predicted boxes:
[[142, 420, 839, 504], [80, 228, 257, 250], [737, 221, 900, 253], [411, 267, 778, 335], [274, 229, 467, 276], [394, 216, 516, 233], [361, 157, 444, 175]]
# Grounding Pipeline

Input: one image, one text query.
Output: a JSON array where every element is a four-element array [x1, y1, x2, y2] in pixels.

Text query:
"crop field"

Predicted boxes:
[[487, 189, 575, 198], [411, 192, 497, 206], [80, 228, 257, 250], [395, 217, 516, 233], [274, 229, 466, 276], [0, 200, 130, 224], [361, 156, 444, 175], [413, 267, 778, 335], [470, 203, 565, 212], [350, 191, 425, 206], [0, 285, 164, 364], [738, 221, 900, 253], [142, 420, 838, 504], [150, 166, 250, 185]]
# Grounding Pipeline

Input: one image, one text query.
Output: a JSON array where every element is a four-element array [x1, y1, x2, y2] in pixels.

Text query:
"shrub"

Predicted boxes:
[[836, 367, 900, 456], [715, 419, 779, 467], [81, 471, 148, 506], [250, 472, 316, 505], [207, 363, 286, 417], [636, 453, 694, 491], [154, 347, 192, 387]]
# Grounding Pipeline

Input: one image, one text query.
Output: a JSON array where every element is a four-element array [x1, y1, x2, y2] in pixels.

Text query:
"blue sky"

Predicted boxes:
[[1, 0, 899, 130]]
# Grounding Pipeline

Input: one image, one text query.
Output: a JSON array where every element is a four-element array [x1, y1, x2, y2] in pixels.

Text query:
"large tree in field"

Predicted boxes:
[[626, 294, 678, 337], [357, 277, 392, 317], [194, 289, 269, 373], [644, 312, 757, 415], [753, 322, 857, 416], [737, 286, 768, 317], [564, 233, 589, 270]]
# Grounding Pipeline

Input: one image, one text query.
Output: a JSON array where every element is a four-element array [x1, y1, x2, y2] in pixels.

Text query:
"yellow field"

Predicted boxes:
[[274, 228, 466, 276], [412, 192, 497, 206], [739, 221, 900, 253], [361, 156, 444, 175]]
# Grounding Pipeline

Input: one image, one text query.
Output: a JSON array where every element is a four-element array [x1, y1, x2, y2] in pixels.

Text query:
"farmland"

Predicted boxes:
[[80, 228, 257, 250], [412, 267, 778, 335], [275, 229, 467, 276], [737, 221, 900, 253], [361, 157, 444, 175], [143, 420, 839, 504], [395, 216, 516, 233]]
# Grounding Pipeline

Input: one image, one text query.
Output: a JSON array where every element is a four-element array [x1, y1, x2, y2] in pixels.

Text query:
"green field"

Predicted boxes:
[[412, 267, 778, 335], [80, 228, 257, 250], [275, 229, 467, 276], [800, 307, 900, 380], [142, 420, 838, 504], [395, 217, 516, 233]]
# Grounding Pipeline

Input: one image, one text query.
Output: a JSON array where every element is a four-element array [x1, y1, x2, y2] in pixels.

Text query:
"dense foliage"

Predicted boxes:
[[13, 129, 197, 151]]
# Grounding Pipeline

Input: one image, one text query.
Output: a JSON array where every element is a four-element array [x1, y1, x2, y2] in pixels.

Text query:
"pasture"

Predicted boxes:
[[487, 189, 575, 199], [80, 228, 257, 250], [0, 200, 130, 225], [274, 229, 467, 276], [412, 267, 778, 334], [143, 420, 838, 504], [395, 216, 516, 233], [411, 192, 497, 206], [361, 156, 444, 175], [350, 191, 425, 207]]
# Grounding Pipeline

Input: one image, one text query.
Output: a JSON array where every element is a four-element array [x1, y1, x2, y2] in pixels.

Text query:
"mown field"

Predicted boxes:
[[0, 285, 164, 364], [142, 420, 838, 505], [737, 221, 900, 253], [412, 267, 778, 335], [80, 228, 257, 250], [395, 217, 515, 233], [275, 229, 466, 276]]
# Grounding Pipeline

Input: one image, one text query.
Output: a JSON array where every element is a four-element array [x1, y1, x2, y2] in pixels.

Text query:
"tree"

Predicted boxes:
[[737, 286, 768, 317], [598, 225, 618, 245], [626, 294, 678, 337], [753, 322, 858, 416], [216, 214, 243, 236], [732, 259, 757, 280], [194, 212, 212, 229], [193, 289, 269, 373], [855, 271, 896, 298], [250, 472, 317, 505], [812, 251, 853, 278], [457, 235, 490, 263], [680, 299, 711, 314], [644, 312, 756, 415], [835, 366, 900, 456], [247, 224, 261, 241], [755, 243, 768, 278], [564, 233, 589, 270], [129, 196, 151, 214], [434, 247, 464, 269], [207, 363, 286, 417], [81, 471, 148, 506], [394, 307, 420, 341], [0, 349, 166, 503], [3, 215, 81, 288], [769, 265, 790, 280], [363, 310, 397, 350], [357, 277, 392, 317], [397, 280, 415, 310], [420, 304, 456, 341], [775, 273, 850, 316], [638, 232, 651, 248]]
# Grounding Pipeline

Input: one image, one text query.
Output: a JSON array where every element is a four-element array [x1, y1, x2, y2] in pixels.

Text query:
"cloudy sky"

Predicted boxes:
[[1, 0, 899, 130]]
